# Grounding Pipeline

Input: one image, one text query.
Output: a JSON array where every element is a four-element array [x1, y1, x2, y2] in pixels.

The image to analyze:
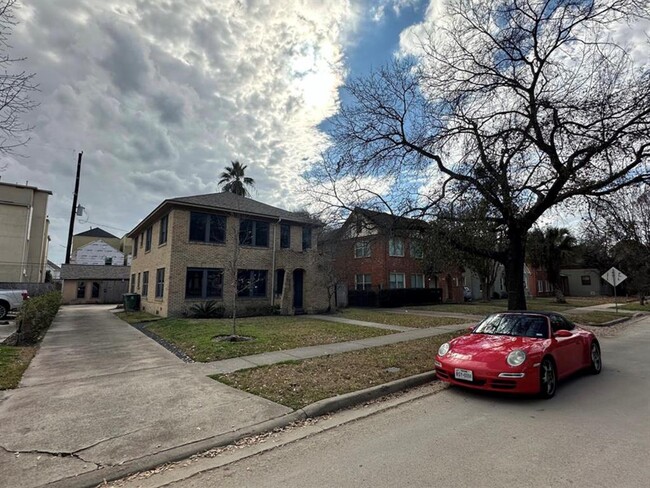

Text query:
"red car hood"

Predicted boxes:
[[446, 333, 547, 362]]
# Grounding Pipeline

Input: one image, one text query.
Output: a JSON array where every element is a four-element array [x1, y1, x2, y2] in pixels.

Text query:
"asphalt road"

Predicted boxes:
[[170, 315, 650, 488]]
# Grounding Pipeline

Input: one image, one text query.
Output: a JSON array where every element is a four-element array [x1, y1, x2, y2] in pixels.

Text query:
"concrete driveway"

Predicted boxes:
[[0, 305, 291, 488]]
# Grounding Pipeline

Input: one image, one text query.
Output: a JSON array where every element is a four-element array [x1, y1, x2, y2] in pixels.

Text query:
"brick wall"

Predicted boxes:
[[129, 207, 331, 317]]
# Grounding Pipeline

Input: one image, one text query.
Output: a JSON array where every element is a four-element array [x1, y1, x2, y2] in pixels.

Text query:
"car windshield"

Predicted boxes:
[[473, 314, 549, 339]]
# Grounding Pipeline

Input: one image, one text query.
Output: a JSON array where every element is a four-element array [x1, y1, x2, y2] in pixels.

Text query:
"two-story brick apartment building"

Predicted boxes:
[[127, 192, 330, 317], [331, 208, 464, 302]]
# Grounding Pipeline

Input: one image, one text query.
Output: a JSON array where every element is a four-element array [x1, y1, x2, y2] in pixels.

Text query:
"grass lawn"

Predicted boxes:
[[566, 311, 627, 325], [144, 316, 395, 362], [214, 331, 463, 410], [338, 308, 468, 328], [0, 346, 36, 390], [115, 311, 163, 325], [620, 303, 650, 312]]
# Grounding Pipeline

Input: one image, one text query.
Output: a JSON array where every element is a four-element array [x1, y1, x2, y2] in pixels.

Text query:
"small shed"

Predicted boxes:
[[61, 264, 130, 304]]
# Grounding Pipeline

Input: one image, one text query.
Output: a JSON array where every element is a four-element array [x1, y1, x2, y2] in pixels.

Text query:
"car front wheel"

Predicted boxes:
[[589, 341, 602, 375], [0, 303, 8, 320], [539, 358, 556, 399]]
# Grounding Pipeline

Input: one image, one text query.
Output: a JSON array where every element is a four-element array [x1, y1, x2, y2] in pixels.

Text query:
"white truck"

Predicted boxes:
[[0, 290, 29, 319]]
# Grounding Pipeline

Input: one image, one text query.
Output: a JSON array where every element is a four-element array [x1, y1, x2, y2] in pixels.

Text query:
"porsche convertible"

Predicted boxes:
[[435, 312, 601, 398]]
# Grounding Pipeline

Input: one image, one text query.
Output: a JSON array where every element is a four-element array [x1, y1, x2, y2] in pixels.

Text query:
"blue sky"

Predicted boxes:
[[0, 0, 431, 265]]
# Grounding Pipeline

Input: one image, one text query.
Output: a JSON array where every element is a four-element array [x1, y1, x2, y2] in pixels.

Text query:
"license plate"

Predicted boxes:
[[454, 368, 473, 381]]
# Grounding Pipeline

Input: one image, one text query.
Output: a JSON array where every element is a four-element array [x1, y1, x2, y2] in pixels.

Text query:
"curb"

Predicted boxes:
[[43, 372, 438, 488]]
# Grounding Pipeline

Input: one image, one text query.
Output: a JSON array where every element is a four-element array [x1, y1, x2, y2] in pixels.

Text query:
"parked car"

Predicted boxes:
[[435, 311, 601, 399], [463, 286, 472, 302], [0, 289, 29, 319]]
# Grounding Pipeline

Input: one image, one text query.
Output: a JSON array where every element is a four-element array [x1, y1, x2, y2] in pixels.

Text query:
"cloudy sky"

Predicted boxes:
[[0, 0, 426, 264]]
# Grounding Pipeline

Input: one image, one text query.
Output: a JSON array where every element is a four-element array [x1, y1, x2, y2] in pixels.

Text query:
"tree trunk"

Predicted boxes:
[[554, 286, 566, 304], [505, 229, 528, 310]]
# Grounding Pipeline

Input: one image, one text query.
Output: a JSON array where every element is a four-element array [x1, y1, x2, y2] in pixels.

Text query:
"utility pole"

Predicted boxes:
[[65, 152, 83, 264]]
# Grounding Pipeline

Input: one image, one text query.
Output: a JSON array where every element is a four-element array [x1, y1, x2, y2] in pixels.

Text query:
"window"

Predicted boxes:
[[302, 226, 312, 250], [410, 240, 424, 259], [275, 269, 285, 294], [137, 273, 141, 290], [104, 257, 113, 265], [130, 274, 135, 293], [77, 281, 86, 299], [280, 224, 291, 249], [239, 219, 269, 247], [133, 236, 138, 257], [551, 314, 575, 332], [159, 214, 168, 245], [186, 268, 223, 299], [389, 273, 405, 289], [581, 275, 591, 286], [145, 226, 152, 252], [354, 240, 371, 258], [411, 274, 424, 288], [537, 280, 544, 293], [155, 268, 165, 298], [189, 212, 226, 244], [142, 271, 149, 297], [91, 282, 100, 299], [237, 269, 267, 297], [355, 274, 372, 291], [389, 238, 404, 257]]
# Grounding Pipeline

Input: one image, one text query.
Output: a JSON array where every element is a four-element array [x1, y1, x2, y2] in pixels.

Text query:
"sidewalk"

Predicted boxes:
[[563, 303, 639, 314]]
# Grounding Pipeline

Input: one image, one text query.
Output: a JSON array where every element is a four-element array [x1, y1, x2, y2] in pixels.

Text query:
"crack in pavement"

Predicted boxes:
[[0, 445, 100, 468]]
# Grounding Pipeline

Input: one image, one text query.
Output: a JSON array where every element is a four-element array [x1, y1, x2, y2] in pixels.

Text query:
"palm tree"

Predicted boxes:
[[528, 227, 576, 303], [219, 161, 255, 197]]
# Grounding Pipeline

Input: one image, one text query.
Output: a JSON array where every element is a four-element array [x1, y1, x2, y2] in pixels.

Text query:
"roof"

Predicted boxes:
[[350, 208, 429, 232], [46, 260, 61, 270], [129, 191, 319, 237], [60, 264, 131, 280], [0, 181, 53, 195], [75, 227, 119, 239]]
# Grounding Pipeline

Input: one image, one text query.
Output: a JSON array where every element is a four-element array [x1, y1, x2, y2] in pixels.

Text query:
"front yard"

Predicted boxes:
[[0, 346, 36, 390], [338, 308, 468, 328], [140, 316, 395, 362], [214, 332, 462, 409], [567, 311, 628, 325]]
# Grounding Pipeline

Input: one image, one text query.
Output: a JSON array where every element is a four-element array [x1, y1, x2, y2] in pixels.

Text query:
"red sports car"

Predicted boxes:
[[435, 312, 601, 398]]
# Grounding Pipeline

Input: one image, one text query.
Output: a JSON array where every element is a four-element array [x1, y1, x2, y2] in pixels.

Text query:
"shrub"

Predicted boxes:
[[189, 301, 225, 319], [8, 291, 62, 346]]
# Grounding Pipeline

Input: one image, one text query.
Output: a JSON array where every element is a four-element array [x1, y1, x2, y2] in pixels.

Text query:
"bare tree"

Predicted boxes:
[[0, 0, 37, 156], [310, 0, 650, 310]]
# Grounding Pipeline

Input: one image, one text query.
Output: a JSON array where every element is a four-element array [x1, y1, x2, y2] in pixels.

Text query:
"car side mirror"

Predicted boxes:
[[554, 329, 572, 338]]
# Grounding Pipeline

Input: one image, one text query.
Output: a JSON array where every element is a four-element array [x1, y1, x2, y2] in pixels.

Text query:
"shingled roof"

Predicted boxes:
[[74, 227, 118, 239], [129, 191, 318, 237], [60, 264, 131, 280], [353, 208, 429, 232]]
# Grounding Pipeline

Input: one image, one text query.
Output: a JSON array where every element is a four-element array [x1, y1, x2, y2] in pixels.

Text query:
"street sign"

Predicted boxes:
[[602, 267, 627, 287]]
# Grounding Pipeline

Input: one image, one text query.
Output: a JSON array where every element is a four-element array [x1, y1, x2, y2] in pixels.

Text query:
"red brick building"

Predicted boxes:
[[327, 208, 464, 303]]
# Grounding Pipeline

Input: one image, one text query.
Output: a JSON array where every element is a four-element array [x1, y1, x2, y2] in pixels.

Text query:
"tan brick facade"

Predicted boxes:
[[129, 206, 331, 317]]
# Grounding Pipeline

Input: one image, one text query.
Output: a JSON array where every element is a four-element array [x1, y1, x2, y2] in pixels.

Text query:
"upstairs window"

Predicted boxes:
[[190, 212, 226, 244], [145, 226, 153, 252], [302, 226, 312, 250], [410, 240, 424, 259], [389, 238, 404, 257], [280, 223, 291, 249], [133, 236, 138, 257], [354, 240, 371, 258], [159, 214, 169, 245], [239, 219, 269, 247]]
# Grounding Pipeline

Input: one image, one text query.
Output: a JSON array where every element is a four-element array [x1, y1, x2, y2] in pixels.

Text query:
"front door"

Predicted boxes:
[[293, 269, 304, 309]]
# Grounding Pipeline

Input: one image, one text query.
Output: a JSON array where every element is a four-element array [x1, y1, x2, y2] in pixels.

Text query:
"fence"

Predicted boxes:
[[348, 288, 443, 308], [0, 282, 59, 296]]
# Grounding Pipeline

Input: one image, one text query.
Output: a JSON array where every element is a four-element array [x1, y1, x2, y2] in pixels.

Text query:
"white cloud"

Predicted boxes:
[[370, 0, 421, 23], [2, 0, 359, 264]]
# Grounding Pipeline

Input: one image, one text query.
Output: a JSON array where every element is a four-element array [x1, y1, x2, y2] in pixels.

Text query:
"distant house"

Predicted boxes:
[[60, 264, 130, 304], [46, 260, 61, 281], [127, 192, 330, 318], [329, 208, 464, 302], [72, 227, 131, 265], [0, 182, 52, 283], [71, 239, 126, 266]]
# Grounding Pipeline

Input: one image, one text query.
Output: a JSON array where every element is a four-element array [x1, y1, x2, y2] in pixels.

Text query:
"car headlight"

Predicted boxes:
[[507, 350, 526, 367], [438, 342, 450, 357]]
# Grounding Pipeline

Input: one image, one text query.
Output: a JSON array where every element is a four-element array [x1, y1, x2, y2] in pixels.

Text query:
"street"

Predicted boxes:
[[164, 315, 649, 488]]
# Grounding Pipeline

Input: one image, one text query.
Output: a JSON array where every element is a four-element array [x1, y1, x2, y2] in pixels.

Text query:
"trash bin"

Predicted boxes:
[[122, 293, 141, 312]]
